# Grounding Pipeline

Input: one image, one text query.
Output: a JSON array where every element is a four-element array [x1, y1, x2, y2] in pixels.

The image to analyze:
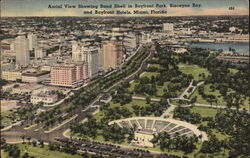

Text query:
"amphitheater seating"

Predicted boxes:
[[120, 121, 132, 128], [163, 123, 177, 132], [130, 120, 140, 129], [137, 119, 145, 128], [146, 119, 154, 129], [168, 126, 185, 134], [153, 120, 170, 132], [109, 117, 205, 140]]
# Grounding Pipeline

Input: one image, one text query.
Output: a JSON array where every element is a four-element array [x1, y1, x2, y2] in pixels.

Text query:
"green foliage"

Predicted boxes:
[[102, 124, 134, 143], [200, 136, 221, 154], [173, 106, 202, 124], [1, 138, 21, 158], [70, 117, 99, 138], [152, 132, 198, 154]]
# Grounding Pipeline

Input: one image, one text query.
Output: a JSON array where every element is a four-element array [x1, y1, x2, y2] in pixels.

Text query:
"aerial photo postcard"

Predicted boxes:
[[0, 0, 249, 157]]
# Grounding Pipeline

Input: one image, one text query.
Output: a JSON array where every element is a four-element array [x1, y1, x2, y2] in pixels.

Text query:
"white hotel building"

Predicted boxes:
[[72, 41, 100, 78]]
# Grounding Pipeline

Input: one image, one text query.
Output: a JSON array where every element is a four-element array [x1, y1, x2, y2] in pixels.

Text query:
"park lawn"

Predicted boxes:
[[93, 99, 151, 121], [188, 106, 230, 142], [241, 98, 250, 109], [128, 81, 138, 92], [140, 71, 159, 78], [0, 110, 13, 127], [170, 99, 190, 106], [228, 68, 239, 74], [1, 150, 10, 158], [0, 144, 83, 158], [148, 64, 163, 69], [190, 84, 249, 108], [129, 80, 184, 98], [178, 64, 210, 81], [191, 83, 228, 105], [156, 82, 170, 97], [211, 129, 230, 141], [190, 106, 219, 118], [128, 71, 159, 92]]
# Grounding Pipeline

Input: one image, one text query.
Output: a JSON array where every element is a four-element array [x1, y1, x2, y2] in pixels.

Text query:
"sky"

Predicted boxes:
[[1, 0, 249, 17]]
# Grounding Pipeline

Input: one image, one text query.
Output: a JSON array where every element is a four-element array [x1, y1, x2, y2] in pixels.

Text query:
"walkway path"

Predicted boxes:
[[160, 99, 176, 118], [132, 96, 160, 102], [179, 80, 204, 99]]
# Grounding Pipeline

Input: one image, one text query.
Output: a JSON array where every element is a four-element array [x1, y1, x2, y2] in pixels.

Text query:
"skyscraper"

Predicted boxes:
[[81, 47, 99, 78], [102, 39, 123, 70], [35, 47, 46, 59], [14, 35, 30, 66], [72, 41, 100, 78], [71, 41, 82, 62], [27, 33, 37, 51]]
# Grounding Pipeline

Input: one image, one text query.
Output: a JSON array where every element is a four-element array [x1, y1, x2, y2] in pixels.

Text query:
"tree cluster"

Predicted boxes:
[[173, 106, 202, 124], [151, 132, 198, 154]]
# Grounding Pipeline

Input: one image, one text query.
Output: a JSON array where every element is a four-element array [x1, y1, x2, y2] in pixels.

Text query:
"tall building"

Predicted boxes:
[[72, 41, 100, 78], [15, 35, 30, 66], [72, 41, 82, 61], [163, 23, 174, 31], [82, 47, 99, 78], [102, 39, 123, 70], [50, 62, 88, 88], [35, 47, 46, 59], [124, 33, 137, 51], [27, 33, 37, 51]]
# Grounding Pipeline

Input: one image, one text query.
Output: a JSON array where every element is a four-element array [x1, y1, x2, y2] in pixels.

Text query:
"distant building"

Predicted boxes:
[[12, 84, 44, 94], [31, 92, 58, 105], [35, 47, 46, 59], [163, 23, 174, 31], [2, 83, 17, 92], [141, 32, 152, 43], [102, 39, 123, 70], [50, 62, 88, 88], [123, 33, 137, 51], [72, 41, 82, 62], [15, 35, 30, 66], [173, 48, 187, 54], [1, 62, 15, 71], [40, 66, 51, 72], [229, 27, 237, 32], [27, 33, 37, 51], [1, 70, 22, 81], [21, 71, 50, 83]]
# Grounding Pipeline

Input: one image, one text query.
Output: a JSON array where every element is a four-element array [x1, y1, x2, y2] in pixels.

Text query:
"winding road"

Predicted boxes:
[[2, 44, 155, 145]]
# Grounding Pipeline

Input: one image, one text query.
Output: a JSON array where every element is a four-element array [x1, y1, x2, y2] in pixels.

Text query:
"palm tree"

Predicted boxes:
[[21, 135, 26, 144], [26, 136, 31, 144], [38, 140, 44, 148]]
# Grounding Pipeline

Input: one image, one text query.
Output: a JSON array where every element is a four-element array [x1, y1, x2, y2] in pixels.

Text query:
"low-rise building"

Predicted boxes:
[[12, 84, 44, 94], [1, 70, 22, 81], [21, 71, 50, 83], [31, 92, 58, 105]]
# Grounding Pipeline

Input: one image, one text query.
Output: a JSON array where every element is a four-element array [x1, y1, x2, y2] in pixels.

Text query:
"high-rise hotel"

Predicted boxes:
[[72, 41, 100, 78], [14, 35, 30, 67], [27, 33, 37, 51], [102, 38, 123, 70], [50, 62, 88, 88]]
